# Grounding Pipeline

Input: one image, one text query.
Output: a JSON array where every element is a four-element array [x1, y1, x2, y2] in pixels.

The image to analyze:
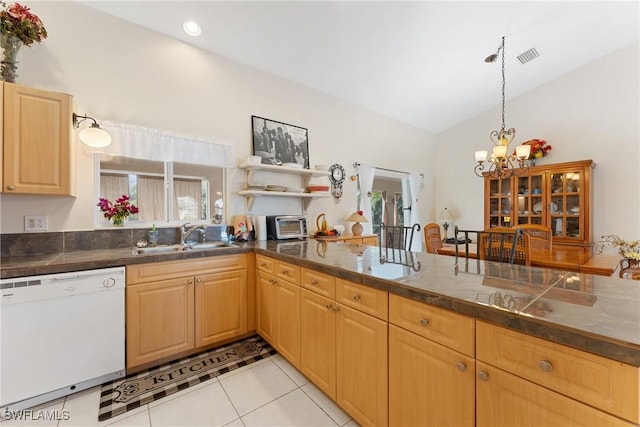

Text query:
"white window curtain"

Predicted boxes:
[[137, 176, 165, 222], [358, 164, 376, 235], [405, 173, 423, 252], [174, 178, 202, 221], [100, 121, 235, 167], [100, 174, 128, 204]]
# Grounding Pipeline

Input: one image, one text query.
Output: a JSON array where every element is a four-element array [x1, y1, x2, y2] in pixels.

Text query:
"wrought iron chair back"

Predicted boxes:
[[379, 223, 421, 251]]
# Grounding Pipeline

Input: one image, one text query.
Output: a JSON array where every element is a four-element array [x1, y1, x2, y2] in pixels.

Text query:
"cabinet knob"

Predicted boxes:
[[261, 263, 268, 268], [352, 294, 361, 301], [456, 362, 467, 372], [311, 280, 319, 286], [333, 305, 340, 312], [538, 360, 553, 372], [325, 304, 333, 310], [187, 279, 193, 284], [6, 185, 15, 191], [197, 278, 201, 283], [269, 278, 277, 285], [477, 370, 489, 382], [281, 269, 290, 276], [419, 318, 429, 327]]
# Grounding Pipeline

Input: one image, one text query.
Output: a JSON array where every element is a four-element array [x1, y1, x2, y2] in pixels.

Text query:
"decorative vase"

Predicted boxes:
[[352, 221, 363, 236], [619, 258, 640, 280], [1, 35, 23, 83], [529, 158, 536, 166], [112, 217, 125, 227]]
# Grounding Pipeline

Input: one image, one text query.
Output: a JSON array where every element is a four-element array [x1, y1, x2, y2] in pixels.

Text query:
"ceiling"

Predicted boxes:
[[81, 1, 639, 134]]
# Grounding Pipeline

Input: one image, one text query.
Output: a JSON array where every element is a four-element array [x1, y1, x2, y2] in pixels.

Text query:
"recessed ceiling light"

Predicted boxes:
[[183, 20, 202, 37]]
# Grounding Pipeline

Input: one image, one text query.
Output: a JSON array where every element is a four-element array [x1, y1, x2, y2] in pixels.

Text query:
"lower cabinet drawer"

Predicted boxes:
[[389, 293, 474, 357], [301, 268, 336, 299], [476, 361, 636, 427], [336, 279, 388, 321], [476, 321, 639, 424]]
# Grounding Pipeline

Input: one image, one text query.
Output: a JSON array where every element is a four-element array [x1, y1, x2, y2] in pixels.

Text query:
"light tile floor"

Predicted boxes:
[[1, 354, 359, 427]]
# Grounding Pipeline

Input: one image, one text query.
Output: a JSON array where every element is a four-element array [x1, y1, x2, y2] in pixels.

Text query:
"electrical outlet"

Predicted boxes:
[[24, 215, 48, 232]]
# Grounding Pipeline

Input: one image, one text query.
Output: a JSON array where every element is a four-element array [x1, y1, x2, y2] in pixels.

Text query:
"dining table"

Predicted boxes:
[[436, 243, 620, 276]]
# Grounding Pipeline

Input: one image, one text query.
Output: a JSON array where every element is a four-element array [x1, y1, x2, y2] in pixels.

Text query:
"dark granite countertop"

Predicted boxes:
[[2, 240, 639, 366]]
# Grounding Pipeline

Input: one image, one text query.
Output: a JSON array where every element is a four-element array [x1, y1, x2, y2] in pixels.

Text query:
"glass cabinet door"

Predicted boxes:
[[515, 174, 544, 226], [488, 177, 513, 227], [549, 171, 582, 239]]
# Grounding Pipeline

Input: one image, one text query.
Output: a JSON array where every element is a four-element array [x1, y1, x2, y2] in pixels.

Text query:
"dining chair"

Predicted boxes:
[[517, 224, 552, 251], [379, 223, 421, 251], [424, 222, 443, 254], [479, 228, 531, 266]]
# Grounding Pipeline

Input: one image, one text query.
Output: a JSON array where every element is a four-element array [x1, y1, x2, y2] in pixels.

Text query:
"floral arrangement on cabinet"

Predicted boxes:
[[0, 1, 47, 82], [97, 195, 139, 226], [522, 139, 552, 160], [0, 1, 47, 45], [594, 235, 640, 260]]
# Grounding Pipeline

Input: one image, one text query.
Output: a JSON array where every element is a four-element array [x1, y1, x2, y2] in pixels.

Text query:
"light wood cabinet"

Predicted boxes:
[[298, 267, 388, 427], [313, 234, 378, 246], [126, 277, 195, 368], [126, 254, 249, 371], [389, 324, 475, 427], [336, 303, 388, 427], [484, 160, 593, 250], [300, 288, 336, 398], [2, 82, 76, 196], [476, 321, 639, 424], [476, 361, 635, 427], [195, 270, 247, 347], [388, 295, 475, 427], [256, 257, 301, 367]]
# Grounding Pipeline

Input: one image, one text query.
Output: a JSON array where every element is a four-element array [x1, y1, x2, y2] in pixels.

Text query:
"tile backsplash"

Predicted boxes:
[[1, 225, 229, 257]]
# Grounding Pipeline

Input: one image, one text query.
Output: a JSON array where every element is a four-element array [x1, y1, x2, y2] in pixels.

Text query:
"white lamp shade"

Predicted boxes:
[[79, 127, 112, 148], [475, 150, 488, 162], [516, 144, 531, 159], [492, 145, 508, 159]]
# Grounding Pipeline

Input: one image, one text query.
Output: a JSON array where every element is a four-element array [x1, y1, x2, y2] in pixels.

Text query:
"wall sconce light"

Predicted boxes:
[[72, 113, 112, 148]]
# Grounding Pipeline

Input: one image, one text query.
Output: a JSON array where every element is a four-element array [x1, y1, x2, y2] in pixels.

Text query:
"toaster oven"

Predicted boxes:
[[266, 215, 307, 240]]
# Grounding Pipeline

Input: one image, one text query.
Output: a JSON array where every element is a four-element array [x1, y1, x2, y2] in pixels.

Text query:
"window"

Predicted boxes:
[[96, 155, 224, 227], [371, 175, 404, 236]]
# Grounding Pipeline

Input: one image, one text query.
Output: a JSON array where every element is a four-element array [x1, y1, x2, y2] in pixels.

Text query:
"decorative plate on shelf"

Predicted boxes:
[[533, 202, 558, 214]]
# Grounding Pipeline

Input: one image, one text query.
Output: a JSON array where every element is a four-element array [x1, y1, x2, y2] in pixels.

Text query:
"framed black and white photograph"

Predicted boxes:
[[252, 116, 309, 169]]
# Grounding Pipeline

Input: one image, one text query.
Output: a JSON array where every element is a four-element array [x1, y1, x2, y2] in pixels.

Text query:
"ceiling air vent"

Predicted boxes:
[[517, 47, 540, 65]]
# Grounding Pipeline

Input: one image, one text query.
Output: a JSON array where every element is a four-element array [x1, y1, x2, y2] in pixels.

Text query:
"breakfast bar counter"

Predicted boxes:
[[1, 240, 638, 366]]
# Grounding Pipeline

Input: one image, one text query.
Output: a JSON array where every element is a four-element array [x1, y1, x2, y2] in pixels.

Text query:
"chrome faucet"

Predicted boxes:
[[180, 223, 207, 245]]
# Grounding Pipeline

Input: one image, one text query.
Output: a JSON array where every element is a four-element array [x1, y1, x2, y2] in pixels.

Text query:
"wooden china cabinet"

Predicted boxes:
[[484, 160, 593, 251]]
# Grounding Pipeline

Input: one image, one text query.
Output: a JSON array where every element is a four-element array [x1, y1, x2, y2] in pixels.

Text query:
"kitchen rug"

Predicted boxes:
[[98, 335, 275, 421]]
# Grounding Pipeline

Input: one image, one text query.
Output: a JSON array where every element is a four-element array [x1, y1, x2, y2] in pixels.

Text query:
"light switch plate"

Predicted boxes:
[[25, 215, 48, 231]]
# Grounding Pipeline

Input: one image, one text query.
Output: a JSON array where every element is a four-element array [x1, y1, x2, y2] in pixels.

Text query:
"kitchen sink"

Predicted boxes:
[[133, 242, 234, 255]]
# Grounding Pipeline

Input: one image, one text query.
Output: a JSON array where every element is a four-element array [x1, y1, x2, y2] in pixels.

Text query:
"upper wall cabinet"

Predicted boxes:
[[1, 82, 76, 196], [484, 160, 594, 250]]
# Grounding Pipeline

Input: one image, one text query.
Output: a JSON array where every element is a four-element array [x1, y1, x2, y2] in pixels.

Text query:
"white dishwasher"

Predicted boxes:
[[0, 267, 126, 411]]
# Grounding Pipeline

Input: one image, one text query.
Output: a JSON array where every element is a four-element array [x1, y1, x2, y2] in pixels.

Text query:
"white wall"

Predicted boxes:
[[435, 42, 640, 243], [0, 1, 436, 234]]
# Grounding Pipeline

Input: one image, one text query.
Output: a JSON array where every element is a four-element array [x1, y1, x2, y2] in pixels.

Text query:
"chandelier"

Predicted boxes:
[[474, 36, 531, 178]]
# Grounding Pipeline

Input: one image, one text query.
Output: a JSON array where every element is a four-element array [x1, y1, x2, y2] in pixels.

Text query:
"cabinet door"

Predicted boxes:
[[300, 289, 336, 399], [126, 277, 194, 369], [3, 83, 75, 195], [256, 271, 276, 345], [549, 169, 585, 243], [389, 325, 475, 427], [195, 270, 247, 348], [336, 304, 388, 427], [485, 176, 514, 228], [476, 362, 634, 427], [275, 279, 300, 368], [515, 173, 546, 226]]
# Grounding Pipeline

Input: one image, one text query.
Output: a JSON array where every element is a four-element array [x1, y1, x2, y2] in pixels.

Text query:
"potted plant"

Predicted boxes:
[[594, 235, 640, 279], [97, 195, 139, 226]]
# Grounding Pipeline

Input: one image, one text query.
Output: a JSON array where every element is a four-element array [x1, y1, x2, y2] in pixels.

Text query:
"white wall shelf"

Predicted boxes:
[[238, 163, 330, 212]]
